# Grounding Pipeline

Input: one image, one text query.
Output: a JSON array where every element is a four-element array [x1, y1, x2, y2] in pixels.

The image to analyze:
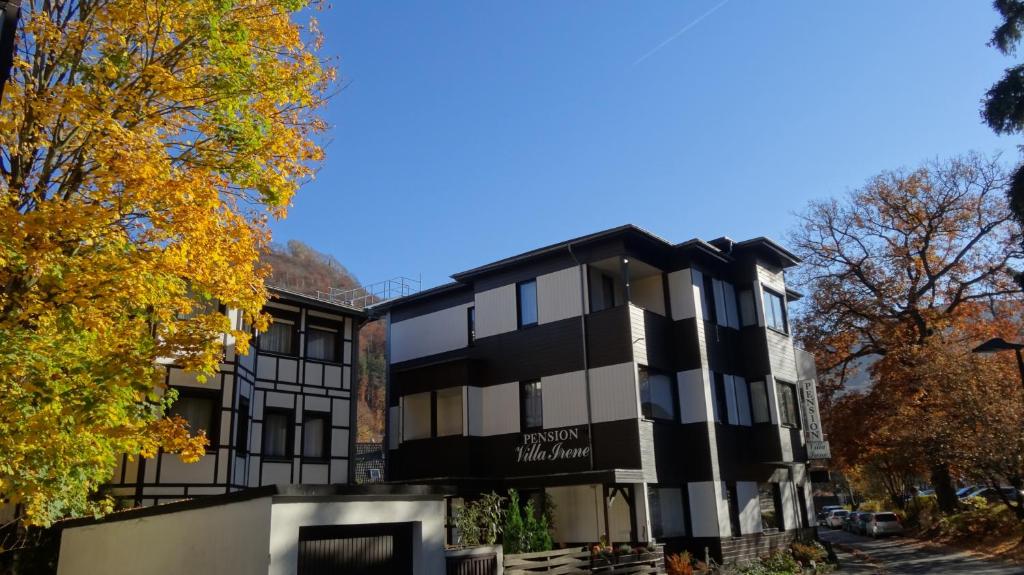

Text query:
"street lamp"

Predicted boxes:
[[971, 337, 1024, 390]]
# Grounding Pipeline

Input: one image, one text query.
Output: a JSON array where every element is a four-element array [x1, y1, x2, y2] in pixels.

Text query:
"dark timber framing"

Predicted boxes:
[[105, 287, 369, 508]]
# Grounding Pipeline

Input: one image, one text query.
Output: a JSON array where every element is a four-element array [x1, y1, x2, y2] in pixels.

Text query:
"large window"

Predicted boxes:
[[236, 397, 250, 455], [749, 380, 771, 423], [170, 391, 218, 448], [701, 273, 717, 323], [648, 486, 686, 538], [306, 324, 340, 363], [517, 280, 538, 328], [776, 380, 800, 428], [436, 387, 464, 437], [520, 380, 543, 431], [639, 366, 676, 421], [763, 289, 788, 333], [302, 412, 330, 461], [263, 408, 293, 459], [402, 392, 432, 440], [259, 318, 296, 355]]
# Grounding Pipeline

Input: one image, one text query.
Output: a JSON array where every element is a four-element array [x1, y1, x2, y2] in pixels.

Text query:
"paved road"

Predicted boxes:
[[819, 528, 1024, 574]]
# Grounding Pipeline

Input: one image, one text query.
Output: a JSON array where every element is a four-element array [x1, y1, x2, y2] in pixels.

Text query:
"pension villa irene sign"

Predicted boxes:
[[798, 379, 832, 460], [515, 425, 591, 465]]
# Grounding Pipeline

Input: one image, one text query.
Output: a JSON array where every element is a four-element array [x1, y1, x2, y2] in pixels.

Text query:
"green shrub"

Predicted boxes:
[[735, 549, 801, 575], [452, 491, 506, 546]]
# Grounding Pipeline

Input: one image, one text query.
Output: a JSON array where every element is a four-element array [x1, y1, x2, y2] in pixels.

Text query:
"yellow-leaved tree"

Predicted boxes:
[[0, 0, 331, 526]]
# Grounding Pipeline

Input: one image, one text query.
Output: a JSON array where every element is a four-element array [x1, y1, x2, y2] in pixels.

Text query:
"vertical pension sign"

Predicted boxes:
[[798, 379, 831, 460]]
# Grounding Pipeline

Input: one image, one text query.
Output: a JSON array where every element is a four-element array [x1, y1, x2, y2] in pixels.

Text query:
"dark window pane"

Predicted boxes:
[[236, 398, 250, 455], [759, 483, 780, 530], [763, 290, 788, 332], [171, 396, 215, 435], [520, 380, 542, 430], [777, 381, 799, 427], [306, 325, 339, 362], [260, 320, 295, 354], [263, 411, 292, 458], [518, 280, 538, 327], [640, 366, 676, 420]]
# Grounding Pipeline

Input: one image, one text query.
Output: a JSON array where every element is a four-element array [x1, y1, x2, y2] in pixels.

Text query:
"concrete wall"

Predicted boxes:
[[269, 499, 446, 575], [58, 498, 273, 575]]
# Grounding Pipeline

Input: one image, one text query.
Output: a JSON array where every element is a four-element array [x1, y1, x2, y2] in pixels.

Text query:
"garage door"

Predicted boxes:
[[297, 522, 414, 575]]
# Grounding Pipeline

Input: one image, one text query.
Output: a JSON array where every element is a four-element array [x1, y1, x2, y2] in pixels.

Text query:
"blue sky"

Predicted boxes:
[[271, 1, 1014, 290]]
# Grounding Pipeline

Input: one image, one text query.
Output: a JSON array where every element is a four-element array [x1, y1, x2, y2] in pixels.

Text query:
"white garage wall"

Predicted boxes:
[[58, 498, 272, 575], [269, 499, 446, 575]]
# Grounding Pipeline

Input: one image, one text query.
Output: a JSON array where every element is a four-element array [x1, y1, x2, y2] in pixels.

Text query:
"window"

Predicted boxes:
[[520, 380, 543, 431], [302, 412, 330, 461], [236, 397, 250, 455], [588, 271, 618, 312], [170, 391, 218, 448], [763, 289, 788, 333], [306, 325, 340, 363], [701, 274, 717, 323], [259, 318, 296, 355], [750, 380, 771, 423], [402, 392, 431, 441], [639, 366, 676, 421], [776, 380, 800, 428], [738, 288, 757, 326], [726, 483, 742, 536], [262, 408, 293, 459], [517, 280, 538, 328], [435, 387, 464, 437], [759, 483, 781, 531], [712, 372, 729, 424], [648, 486, 686, 537], [467, 307, 476, 346]]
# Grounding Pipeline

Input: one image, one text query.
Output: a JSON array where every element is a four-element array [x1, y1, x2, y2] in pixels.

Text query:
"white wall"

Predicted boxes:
[[58, 498, 273, 575], [537, 266, 583, 324], [269, 499, 446, 575], [736, 481, 762, 535], [480, 382, 519, 435], [687, 481, 727, 538], [589, 363, 638, 423], [390, 303, 471, 363], [475, 285, 517, 339], [541, 370, 588, 428]]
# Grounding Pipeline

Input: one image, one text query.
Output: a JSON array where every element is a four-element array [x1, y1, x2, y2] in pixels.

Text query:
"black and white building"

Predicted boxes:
[[375, 225, 829, 562], [106, 287, 366, 506]]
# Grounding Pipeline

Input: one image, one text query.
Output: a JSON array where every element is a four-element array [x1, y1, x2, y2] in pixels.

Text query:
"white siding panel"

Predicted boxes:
[[278, 359, 297, 383], [737, 481, 762, 535], [324, 364, 342, 388], [261, 462, 291, 485], [767, 330, 798, 381], [688, 481, 725, 537], [390, 303, 472, 363], [547, 484, 604, 544], [331, 399, 350, 427], [482, 383, 520, 435], [158, 454, 216, 484], [537, 266, 583, 324], [757, 263, 787, 293], [678, 369, 712, 424], [667, 269, 697, 321], [542, 370, 588, 428], [631, 275, 665, 316], [475, 284, 518, 339], [265, 392, 292, 409], [301, 464, 328, 484], [589, 363, 638, 423], [467, 386, 483, 436], [630, 305, 647, 366], [256, 356, 276, 380]]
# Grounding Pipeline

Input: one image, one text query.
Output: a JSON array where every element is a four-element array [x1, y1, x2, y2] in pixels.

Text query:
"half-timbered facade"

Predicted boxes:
[[106, 287, 365, 507], [375, 225, 829, 563]]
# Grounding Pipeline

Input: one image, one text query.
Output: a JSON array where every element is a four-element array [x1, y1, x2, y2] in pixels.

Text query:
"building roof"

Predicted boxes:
[[371, 224, 800, 311], [268, 285, 368, 318]]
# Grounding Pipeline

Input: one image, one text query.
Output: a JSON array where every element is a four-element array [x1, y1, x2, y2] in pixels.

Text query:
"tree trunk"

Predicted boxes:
[[931, 463, 957, 514]]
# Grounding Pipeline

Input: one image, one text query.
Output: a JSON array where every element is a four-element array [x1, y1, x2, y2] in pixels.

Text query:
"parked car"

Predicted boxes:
[[867, 512, 904, 537], [843, 511, 861, 532], [816, 511, 829, 527], [850, 511, 874, 535], [827, 509, 849, 528], [956, 485, 982, 498], [961, 486, 1024, 503]]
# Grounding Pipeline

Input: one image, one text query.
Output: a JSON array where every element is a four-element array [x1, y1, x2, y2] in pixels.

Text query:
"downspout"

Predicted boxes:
[[567, 243, 595, 473]]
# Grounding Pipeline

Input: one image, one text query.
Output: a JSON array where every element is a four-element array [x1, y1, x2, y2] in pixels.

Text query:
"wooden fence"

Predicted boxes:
[[504, 545, 665, 575]]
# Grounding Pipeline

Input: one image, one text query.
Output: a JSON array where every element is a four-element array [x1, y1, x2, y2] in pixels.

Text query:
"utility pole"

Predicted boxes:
[[0, 0, 20, 104]]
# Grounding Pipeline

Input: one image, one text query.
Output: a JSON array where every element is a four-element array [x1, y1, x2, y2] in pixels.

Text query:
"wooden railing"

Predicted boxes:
[[504, 545, 665, 575]]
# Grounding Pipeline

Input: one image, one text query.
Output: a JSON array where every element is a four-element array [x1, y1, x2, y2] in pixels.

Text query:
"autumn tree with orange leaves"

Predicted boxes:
[[791, 154, 1024, 514], [0, 0, 331, 526]]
